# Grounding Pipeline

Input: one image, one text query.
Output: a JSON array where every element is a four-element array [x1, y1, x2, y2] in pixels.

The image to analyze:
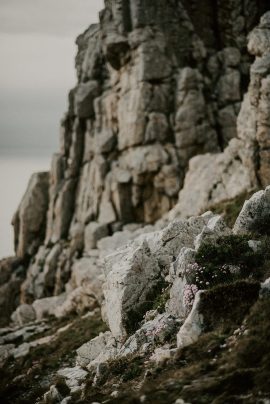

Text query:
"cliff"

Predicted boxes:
[[1, 1, 270, 403]]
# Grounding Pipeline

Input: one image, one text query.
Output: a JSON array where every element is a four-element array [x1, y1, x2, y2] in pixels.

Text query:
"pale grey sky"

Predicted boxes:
[[0, 0, 104, 154]]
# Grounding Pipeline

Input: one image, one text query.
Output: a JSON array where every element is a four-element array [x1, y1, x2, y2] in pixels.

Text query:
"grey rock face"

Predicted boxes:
[[103, 240, 159, 339], [84, 222, 109, 250], [177, 291, 204, 348], [103, 214, 217, 339], [12, 172, 49, 258], [6, 2, 270, 355], [170, 11, 270, 219], [76, 331, 112, 368], [234, 186, 270, 234], [0, 257, 25, 327], [25, 0, 265, 262]]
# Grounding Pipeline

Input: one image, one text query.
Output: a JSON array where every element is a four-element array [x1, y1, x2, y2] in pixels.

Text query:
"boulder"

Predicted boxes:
[[103, 240, 159, 339], [11, 304, 36, 326], [170, 140, 253, 219], [177, 291, 204, 348], [233, 186, 270, 234], [76, 331, 112, 367], [32, 294, 67, 320], [57, 366, 88, 395]]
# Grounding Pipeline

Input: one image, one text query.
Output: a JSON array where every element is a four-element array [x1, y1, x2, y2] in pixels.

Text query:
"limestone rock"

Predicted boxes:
[[84, 222, 109, 250], [194, 215, 231, 251], [150, 347, 177, 365], [74, 81, 100, 118], [11, 304, 36, 326], [248, 12, 270, 57], [70, 257, 104, 301], [57, 366, 88, 395], [32, 294, 67, 320], [0, 344, 15, 365], [177, 291, 204, 348], [103, 240, 159, 339], [76, 331, 112, 367], [118, 313, 178, 357], [43, 385, 62, 404], [234, 186, 270, 234], [12, 172, 49, 258], [170, 140, 253, 219], [103, 215, 214, 339], [166, 247, 197, 319]]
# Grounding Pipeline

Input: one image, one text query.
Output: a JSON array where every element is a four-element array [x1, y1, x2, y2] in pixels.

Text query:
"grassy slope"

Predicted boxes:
[[0, 312, 107, 404]]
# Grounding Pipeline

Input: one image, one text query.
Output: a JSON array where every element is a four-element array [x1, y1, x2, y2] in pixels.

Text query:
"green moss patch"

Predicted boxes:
[[200, 280, 260, 332]]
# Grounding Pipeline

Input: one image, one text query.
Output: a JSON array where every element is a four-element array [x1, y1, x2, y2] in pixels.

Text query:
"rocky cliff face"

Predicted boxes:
[[1, 2, 270, 403], [8, 0, 269, 304]]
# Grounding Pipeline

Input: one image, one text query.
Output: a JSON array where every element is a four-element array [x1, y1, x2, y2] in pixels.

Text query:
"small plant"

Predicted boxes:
[[153, 285, 170, 313], [195, 235, 264, 272], [183, 283, 199, 308], [182, 234, 268, 308], [108, 354, 144, 382]]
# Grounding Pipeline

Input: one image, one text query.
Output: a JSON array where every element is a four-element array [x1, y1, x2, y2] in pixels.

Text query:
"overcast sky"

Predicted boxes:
[[0, 0, 104, 155]]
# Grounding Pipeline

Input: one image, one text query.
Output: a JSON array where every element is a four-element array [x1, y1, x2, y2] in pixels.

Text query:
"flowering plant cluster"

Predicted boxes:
[[185, 262, 233, 289], [183, 261, 239, 308], [183, 283, 198, 307]]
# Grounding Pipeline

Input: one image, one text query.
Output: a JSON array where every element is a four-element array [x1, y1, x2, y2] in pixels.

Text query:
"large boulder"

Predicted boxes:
[[103, 240, 159, 339], [103, 215, 216, 340], [177, 291, 204, 348], [169, 140, 253, 219], [234, 186, 270, 234]]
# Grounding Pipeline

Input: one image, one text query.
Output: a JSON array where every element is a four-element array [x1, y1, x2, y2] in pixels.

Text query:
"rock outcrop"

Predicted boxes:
[[11, 3, 270, 306], [2, 2, 270, 403], [171, 11, 270, 219]]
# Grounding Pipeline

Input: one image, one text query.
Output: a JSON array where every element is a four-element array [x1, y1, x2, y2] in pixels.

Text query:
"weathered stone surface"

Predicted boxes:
[[234, 186, 270, 234], [166, 247, 196, 319], [169, 140, 253, 219], [103, 240, 159, 339], [77, 331, 112, 367], [103, 215, 215, 339], [32, 294, 66, 320], [43, 385, 62, 404], [194, 215, 231, 250], [11, 304, 36, 326], [12, 172, 49, 258], [248, 12, 270, 57], [177, 291, 204, 348], [149, 347, 177, 365], [84, 222, 109, 250], [57, 366, 87, 395], [74, 81, 100, 118], [118, 313, 178, 357]]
